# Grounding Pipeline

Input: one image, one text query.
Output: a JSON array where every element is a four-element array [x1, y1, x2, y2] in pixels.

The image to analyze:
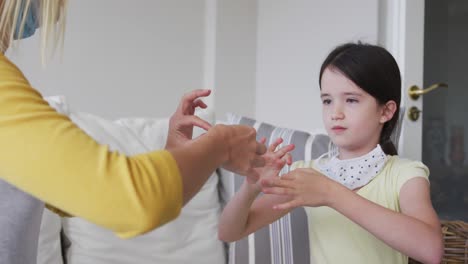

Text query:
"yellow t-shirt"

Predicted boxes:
[[0, 54, 183, 238], [292, 156, 429, 264]]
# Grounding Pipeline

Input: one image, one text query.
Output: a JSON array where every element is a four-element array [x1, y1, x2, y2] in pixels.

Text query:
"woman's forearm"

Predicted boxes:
[[169, 124, 265, 206], [168, 129, 228, 205]]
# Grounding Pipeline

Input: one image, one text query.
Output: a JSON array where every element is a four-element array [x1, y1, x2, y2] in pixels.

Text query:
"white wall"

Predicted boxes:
[[255, 0, 379, 133], [7, 0, 206, 119], [214, 0, 257, 120], [7, 0, 380, 134]]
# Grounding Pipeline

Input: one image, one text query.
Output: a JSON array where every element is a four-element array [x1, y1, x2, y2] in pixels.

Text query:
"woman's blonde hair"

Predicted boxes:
[[0, 0, 68, 63]]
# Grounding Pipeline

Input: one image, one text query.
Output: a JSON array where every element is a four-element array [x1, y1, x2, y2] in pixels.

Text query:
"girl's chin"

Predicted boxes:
[[330, 140, 359, 152], [330, 137, 350, 147]]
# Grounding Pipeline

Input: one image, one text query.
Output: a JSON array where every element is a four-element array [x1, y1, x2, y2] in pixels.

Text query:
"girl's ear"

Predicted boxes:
[[380, 100, 397, 123]]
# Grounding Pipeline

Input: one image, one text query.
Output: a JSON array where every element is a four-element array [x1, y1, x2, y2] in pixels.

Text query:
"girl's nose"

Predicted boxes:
[[331, 108, 344, 121]]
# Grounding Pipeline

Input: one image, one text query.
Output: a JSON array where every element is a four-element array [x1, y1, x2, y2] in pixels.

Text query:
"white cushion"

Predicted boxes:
[[38, 96, 225, 264], [37, 209, 64, 264]]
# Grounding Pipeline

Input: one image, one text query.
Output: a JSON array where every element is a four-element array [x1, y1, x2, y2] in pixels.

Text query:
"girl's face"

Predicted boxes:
[[320, 67, 393, 158]]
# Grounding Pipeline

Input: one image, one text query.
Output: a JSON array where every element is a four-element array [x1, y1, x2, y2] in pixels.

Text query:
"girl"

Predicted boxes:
[[219, 43, 443, 264]]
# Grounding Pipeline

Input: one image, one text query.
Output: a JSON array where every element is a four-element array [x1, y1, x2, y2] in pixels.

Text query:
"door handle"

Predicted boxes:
[[408, 83, 448, 100]]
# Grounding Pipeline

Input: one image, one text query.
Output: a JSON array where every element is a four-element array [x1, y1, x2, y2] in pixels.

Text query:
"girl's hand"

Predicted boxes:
[[165, 89, 212, 150], [260, 168, 340, 210], [250, 137, 294, 185]]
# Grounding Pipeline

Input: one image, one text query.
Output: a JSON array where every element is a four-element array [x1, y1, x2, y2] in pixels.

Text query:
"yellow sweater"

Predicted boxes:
[[292, 156, 429, 264], [0, 54, 183, 238]]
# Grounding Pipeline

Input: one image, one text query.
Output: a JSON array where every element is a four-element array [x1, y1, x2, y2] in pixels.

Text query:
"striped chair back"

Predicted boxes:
[[219, 113, 330, 264]]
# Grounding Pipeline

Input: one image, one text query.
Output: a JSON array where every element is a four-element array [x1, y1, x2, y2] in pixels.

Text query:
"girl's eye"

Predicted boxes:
[[346, 98, 359, 103], [322, 99, 331, 105]]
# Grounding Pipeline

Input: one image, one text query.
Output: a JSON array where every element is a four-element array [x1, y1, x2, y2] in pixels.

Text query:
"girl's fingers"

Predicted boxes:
[[277, 158, 287, 168], [275, 144, 295, 158], [262, 187, 292, 196], [285, 153, 293, 165], [260, 176, 294, 188], [273, 200, 301, 210], [259, 137, 267, 145], [280, 153, 292, 166], [268, 138, 283, 152], [280, 173, 296, 181]]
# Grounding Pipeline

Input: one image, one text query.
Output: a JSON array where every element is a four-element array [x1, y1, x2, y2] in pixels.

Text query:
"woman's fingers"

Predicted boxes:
[[183, 89, 211, 103], [251, 155, 266, 168], [256, 141, 267, 155], [192, 99, 208, 110], [181, 115, 212, 131], [179, 89, 211, 114]]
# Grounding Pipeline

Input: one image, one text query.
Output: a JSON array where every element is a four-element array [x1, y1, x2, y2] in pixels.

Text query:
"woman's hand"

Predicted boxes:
[[212, 124, 267, 183], [260, 168, 340, 210], [165, 89, 213, 150]]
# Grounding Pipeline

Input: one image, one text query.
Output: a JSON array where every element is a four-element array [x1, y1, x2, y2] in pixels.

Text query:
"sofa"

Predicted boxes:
[[35, 96, 341, 264], [37, 96, 225, 264], [32, 97, 464, 264]]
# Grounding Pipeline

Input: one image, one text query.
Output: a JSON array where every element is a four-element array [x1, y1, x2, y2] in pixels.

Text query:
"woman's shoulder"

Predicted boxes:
[[0, 54, 44, 105], [0, 54, 41, 102], [0, 54, 27, 80]]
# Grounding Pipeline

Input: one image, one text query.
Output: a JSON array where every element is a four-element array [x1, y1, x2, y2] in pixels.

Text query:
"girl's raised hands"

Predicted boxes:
[[260, 168, 341, 210], [253, 137, 295, 183]]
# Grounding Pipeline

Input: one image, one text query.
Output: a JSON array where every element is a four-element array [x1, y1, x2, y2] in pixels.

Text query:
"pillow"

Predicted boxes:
[[40, 96, 225, 264], [0, 180, 45, 264], [65, 109, 225, 264], [219, 113, 331, 264], [37, 209, 64, 264]]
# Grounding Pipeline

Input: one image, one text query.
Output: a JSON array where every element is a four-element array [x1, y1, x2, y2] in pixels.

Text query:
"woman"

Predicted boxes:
[[0, 0, 266, 263]]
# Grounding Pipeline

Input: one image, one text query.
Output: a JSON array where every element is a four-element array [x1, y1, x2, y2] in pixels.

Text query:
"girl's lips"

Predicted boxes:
[[331, 126, 346, 132]]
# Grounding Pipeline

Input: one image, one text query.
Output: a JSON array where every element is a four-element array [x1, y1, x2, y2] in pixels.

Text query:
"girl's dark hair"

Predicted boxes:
[[319, 42, 401, 155]]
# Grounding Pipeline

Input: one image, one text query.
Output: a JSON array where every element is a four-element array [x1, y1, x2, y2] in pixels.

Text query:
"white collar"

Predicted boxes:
[[315, 145, 388, 190]]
